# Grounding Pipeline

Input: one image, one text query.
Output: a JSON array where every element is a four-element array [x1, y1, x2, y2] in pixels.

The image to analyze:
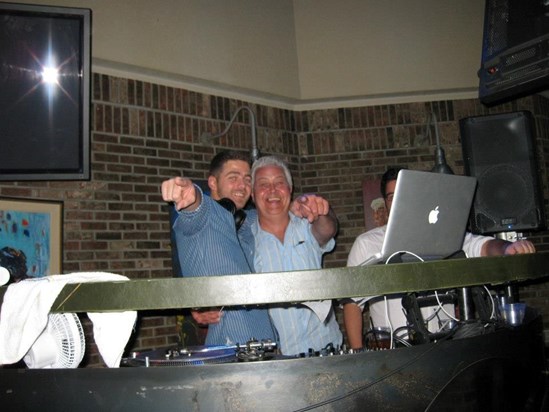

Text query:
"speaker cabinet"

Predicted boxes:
[[460, 111, 545, 234]]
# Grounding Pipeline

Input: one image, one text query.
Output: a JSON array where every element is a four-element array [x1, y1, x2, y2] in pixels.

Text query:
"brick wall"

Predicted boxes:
[[1, 73, 548, 366], [295, 99, 549, 268]]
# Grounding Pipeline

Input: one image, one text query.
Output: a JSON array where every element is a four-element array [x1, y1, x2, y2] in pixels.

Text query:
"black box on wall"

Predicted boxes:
[[478, 0, 549, 105]]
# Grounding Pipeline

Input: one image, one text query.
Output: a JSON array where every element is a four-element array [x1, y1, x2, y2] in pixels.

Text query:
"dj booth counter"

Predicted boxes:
[[1, 253, 548, 411]]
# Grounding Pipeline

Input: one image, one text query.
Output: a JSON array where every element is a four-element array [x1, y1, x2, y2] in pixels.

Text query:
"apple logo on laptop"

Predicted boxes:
[[428, 206, 439, 224]]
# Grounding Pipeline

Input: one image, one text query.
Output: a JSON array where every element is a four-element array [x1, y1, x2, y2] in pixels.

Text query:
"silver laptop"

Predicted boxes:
[[360, 170, 477, 266]]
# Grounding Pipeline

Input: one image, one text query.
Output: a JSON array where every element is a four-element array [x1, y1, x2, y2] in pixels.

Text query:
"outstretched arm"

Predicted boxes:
[[481, 239, 536, 256], [343, 302, 364, 349], [161, 177, 202, 212], [291, 194, 338, 246]]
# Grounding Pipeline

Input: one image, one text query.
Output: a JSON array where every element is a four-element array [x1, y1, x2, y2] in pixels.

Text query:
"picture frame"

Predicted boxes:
[[0, 197, 63, 278]]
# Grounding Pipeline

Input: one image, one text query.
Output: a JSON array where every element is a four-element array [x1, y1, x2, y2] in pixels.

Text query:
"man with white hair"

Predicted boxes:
[[250, 155, 343, 356], [370, 197, 388, 227]]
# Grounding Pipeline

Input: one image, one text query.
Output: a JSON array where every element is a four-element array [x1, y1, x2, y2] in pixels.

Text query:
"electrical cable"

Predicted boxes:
[[386, 250, 424, 263], [382, 295, 394, 349], [483, 285, 496, 320], [380, 251, 426, 348], [434, 291, 459, 322], [423, 357, 502, 411], [386, 251, 460, 333], [423, 308, 439, 322]]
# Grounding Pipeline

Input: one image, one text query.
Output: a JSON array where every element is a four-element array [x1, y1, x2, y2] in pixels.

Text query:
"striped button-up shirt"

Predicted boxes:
[[253, 213, 342, 356], [172, 187, 275, 346]]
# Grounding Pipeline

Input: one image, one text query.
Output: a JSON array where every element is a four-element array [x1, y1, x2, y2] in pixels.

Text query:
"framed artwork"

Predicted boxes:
[[0, 198, 63, 278], [362, 179, 388, 231]]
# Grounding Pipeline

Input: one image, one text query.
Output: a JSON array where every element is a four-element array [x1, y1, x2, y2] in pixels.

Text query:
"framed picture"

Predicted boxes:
[[0, 198, 63, 279], [362, 179, 388, 231]]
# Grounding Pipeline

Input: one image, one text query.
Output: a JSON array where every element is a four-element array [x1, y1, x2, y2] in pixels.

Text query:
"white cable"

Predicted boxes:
[[388, 252, 459, 330], [386, 250, 425, 264], [422, 294, 450, 334], [383, 251, 425, 348], [434, 291, 459, 322], [483, 285, 496, 319], [438, 318, 453, 330], [382, 251, 468, 343], [424, 305, 443, 323], [381, 253, 423, 348], [382, 295, 394, 349]]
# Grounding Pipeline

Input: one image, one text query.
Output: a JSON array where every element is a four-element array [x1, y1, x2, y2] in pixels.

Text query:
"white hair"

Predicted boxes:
[[370, 197, 385, 211], [251, 156, 293, 190]]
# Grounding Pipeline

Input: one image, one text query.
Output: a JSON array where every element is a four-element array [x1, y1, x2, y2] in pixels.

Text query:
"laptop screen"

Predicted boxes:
[[381, 170, 477, 263]]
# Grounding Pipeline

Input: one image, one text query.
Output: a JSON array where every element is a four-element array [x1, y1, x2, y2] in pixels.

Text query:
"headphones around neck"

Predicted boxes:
[[217, 198, 246, 230]]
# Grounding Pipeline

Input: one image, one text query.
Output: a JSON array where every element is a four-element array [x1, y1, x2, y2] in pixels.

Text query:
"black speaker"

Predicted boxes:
[[460, 111, 545, 234]]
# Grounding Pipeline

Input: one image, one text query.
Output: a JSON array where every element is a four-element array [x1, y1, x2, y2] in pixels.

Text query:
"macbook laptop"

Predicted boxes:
[[360, 169, 477, 266]]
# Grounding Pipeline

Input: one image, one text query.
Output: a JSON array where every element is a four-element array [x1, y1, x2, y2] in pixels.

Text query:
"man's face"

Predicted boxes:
[[252, 165, 291, 218], [208, 160, 252, 210], [373, 206, 388, 227], [384, 179, 397, 214]]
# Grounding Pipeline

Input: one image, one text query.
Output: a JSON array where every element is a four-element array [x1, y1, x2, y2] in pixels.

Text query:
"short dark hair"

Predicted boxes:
[[381, 167, 407, 199], [209, 150, 251, 177]]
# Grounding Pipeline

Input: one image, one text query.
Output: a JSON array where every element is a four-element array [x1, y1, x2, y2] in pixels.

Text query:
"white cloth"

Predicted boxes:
[[0, 272, 137, 368]]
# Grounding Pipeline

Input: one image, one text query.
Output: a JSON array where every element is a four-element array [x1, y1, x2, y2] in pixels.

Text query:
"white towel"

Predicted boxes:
[[0, 272, 137, 368]]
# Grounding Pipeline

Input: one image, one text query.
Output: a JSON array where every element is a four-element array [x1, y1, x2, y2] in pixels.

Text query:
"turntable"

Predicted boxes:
[[122, 339, 278, 367]]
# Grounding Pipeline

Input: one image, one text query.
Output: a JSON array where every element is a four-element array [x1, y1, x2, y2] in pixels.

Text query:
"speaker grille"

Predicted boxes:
[[460, 111, 545, 234], [477, 166, 531, 214]]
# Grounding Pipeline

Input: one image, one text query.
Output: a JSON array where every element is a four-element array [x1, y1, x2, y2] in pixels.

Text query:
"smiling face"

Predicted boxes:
[[252, 165, 292, 218], [208, 159, 252, 210]]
